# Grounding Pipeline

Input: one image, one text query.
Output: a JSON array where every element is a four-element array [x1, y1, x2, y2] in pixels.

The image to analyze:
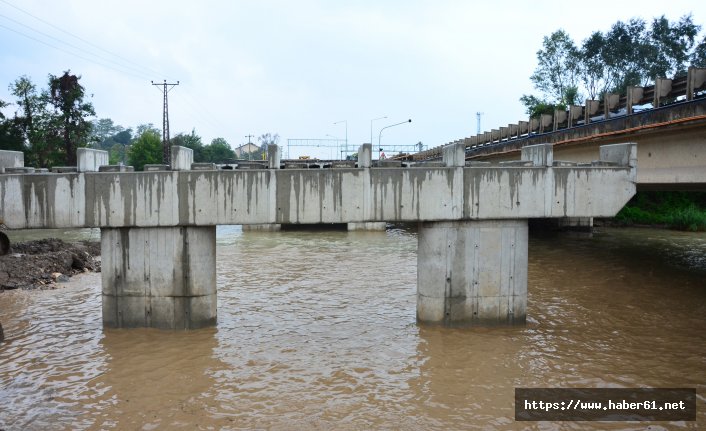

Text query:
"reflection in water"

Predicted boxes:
[[0, 226, 704, 429]]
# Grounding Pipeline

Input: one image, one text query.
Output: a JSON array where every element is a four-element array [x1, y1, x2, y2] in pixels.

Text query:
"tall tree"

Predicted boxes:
[[203, 137, 235, 163], [46, 71, 95, 166], [579, 31, 610, 100], [646, 15, 699, 79], [0, 97, 24, 151], [127, 130, 162, 171], [8, 76, 55, 166], [692, 35, 706, 66], [256, 132, 279, 159], [529, 30, 581, 105], [172, 128, 205, 162]]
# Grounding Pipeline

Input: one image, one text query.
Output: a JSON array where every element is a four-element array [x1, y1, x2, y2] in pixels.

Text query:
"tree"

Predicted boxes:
[[524, 15, 705, 116], [203, 137, 235, 163], [8, 76, 56, 166], [521, 30, 581, 117], [530, 30, 581, 105], [579, 31, 610, 100], [646, 15, 699, 79], [256, 132, 279, 160], [0, 98, 24, 151], [91, 118, 118, 143], [692, 35, 706, 66], [171, 128, 205, 162], [46, 71, 95, 166], [127, 130, 162, 171]]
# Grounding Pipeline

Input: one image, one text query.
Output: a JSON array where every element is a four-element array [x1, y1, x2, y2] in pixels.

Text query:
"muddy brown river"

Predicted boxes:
[[1, 226, 704, 430]]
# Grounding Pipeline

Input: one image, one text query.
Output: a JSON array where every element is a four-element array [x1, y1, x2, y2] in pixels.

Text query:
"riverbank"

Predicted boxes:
[[0, 238, 100, 290], [613, 191, 706, 231]]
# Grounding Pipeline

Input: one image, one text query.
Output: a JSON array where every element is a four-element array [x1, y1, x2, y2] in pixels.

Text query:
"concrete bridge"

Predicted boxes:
[[410, 67, 706, 191], [0, 142, 636, 329]]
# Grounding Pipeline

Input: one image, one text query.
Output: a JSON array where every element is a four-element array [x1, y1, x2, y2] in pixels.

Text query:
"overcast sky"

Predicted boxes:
[[1, 0, 704, 159]]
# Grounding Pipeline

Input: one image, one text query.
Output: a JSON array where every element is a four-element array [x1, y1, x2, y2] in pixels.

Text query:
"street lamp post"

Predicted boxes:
[[378, 119, 412, 160], [370, 116, 387, 147], [326, 134, 341, 160], [334, 120, 347, 160]]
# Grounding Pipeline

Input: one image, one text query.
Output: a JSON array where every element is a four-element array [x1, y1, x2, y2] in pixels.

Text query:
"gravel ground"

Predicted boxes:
[[0, 238, 100, 290]]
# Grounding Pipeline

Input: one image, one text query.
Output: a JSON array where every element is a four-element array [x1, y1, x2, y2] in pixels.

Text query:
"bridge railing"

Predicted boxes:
[[411, 66, 706, 161]]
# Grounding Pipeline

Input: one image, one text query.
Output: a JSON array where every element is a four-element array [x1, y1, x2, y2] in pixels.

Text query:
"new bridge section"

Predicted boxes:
[[0, 143, 636, 330], [461, 101, 706, 191], [410, 67, 706, 191]]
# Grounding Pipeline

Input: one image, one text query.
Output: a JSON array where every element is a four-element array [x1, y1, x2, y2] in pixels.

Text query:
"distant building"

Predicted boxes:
[[234, 143, 260, 158]]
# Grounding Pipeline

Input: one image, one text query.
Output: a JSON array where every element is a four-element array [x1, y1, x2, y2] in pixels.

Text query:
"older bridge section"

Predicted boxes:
[[411, 67, 706, 191], [1, 143, 636, 329]]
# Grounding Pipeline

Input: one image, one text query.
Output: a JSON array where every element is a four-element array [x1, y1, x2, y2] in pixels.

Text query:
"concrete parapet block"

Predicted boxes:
[[267, 144, 281, 169], [51, 166, 78, 173], [599, 143, 637, 168], [331, 161, 356, 168], [4, 167, 34, 173], [171, 146, 194, 170], [77, 148, 109, 172], [0, 150, 24, 173], [191, 163, 217, 170], [101, 226, 217, 329], [442, 142, 466, 167], [521, 143, 553, 167], [376, 160, 403, 168], [98, 165, 133, 172], [466, 161, 492, 167], [144, 164, 170, 171], [499, 160, 534, 167], [358, 144, 372, 168]]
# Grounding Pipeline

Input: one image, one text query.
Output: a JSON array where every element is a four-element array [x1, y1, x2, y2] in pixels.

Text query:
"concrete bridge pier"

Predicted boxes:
[[101, 226, 217, 329], [417, 219, 528, 326]]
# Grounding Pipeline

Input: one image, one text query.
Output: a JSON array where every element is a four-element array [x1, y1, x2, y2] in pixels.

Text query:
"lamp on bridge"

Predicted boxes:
[[370, 116, 387, 149], [378, 119, 412, 160], [334, 120, 348, 160]]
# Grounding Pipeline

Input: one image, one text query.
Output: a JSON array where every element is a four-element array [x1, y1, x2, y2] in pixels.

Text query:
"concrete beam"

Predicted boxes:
[[0, 150, 24, 173], [0, 166, 636, 228], [358, 143, 372, 168], [171, 146, 193, 170], [77, 148, 109, 172], [521, 143, 553, 167], [267, 144, 281, 169], [442, 142, 466, 167]]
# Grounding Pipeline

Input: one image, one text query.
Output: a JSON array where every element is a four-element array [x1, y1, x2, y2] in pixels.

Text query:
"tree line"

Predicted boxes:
[[0, 72, 94, 167], [0, 71, 275, 170], [522, 14, 706, 117]]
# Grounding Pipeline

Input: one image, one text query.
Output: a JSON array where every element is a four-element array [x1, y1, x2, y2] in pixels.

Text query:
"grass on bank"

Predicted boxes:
[[614, 192, 706, 231]]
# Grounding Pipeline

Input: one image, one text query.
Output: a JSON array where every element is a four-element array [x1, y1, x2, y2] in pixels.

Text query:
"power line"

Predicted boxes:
[[0, 13, 156, 80], [0, 0, 231, 142], [0, 22, 148, 80], [0, 0, 176, 82]]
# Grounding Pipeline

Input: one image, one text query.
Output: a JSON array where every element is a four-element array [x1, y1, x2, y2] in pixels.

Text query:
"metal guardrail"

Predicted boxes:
[[411, 66, 706, 161]]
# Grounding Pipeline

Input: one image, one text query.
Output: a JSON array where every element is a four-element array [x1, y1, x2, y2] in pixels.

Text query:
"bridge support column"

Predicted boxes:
[[101, 226, 217, 329], [417, 220, 527, 326]]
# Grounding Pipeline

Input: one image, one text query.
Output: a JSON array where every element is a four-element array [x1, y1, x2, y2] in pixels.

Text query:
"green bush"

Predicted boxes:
[[614, 192, 706, 231], [665, 205, 706, 231]]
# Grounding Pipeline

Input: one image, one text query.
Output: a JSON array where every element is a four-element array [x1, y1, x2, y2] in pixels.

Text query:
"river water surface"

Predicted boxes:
[[0, 226, 704, 430]]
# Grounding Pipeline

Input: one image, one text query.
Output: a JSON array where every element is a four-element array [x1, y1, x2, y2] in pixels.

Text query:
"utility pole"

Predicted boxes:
[[151, 79, 179, 165], [244, 134, 254, 160], [476, 112, 484, 135]]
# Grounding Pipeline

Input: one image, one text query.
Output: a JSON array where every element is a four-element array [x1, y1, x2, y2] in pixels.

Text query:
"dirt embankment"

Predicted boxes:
[[0, 238, 101, 290]]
